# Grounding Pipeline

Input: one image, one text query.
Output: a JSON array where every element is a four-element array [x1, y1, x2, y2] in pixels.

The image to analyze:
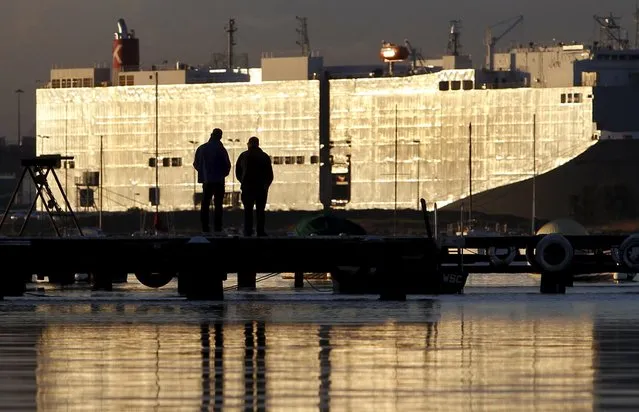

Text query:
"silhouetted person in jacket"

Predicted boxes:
[[193, 128, 231, 233], [235, 136, 273, 236]]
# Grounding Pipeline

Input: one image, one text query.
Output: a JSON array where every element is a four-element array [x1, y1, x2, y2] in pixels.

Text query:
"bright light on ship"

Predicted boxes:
[[381, 48, 397, 59]]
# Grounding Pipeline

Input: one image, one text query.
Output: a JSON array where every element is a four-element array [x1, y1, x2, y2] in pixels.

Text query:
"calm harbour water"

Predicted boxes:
[[1, 274, 639, 411]]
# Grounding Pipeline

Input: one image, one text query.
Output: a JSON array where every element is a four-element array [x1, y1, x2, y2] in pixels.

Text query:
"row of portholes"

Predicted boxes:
[[438, 80, 474, 91], [272, 155, 319, 165], [146, 155, 320, 167]]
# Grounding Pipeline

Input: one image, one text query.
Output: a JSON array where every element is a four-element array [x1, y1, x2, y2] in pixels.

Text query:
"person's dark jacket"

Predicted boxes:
[[235, 147, 273, 192], [193, 139, 231, 183]]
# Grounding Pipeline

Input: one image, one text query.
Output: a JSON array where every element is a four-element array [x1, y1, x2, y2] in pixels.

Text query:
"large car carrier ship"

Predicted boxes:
[[34, 14, 639, 228]]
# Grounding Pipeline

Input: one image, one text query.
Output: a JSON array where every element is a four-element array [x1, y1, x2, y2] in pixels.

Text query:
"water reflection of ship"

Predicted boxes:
[[592, 316, 639, 409], [23, 300, 622, 410]]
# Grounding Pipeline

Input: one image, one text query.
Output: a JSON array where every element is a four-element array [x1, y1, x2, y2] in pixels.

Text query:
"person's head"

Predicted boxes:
[[210, 128, 223, 141], [247, 136, 259, 149]]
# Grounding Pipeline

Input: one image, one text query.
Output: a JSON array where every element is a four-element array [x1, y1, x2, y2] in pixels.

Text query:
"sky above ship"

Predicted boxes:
[[0, 0, 632, 144]]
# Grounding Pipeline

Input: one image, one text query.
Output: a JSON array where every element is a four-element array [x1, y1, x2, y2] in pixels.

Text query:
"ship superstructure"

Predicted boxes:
[[34, 15, 639, 226]]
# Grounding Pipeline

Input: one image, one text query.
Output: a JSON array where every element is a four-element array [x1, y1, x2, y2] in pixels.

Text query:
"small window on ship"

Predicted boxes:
[[439, 81, 449, 91]]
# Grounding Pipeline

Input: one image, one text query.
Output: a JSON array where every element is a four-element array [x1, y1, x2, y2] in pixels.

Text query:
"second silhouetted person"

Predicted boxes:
[[235, 136, 273, 236]]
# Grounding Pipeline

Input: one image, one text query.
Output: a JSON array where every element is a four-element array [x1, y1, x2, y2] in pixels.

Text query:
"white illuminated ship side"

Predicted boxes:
[[35, 15, 639, 226]]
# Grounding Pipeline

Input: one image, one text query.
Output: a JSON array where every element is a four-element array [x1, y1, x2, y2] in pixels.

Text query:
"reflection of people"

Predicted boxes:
[[193, 128, 231, 233], [235, 136, 273, 236]]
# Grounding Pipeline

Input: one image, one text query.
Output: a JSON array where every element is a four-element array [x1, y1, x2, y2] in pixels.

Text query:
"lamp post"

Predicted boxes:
[[188, 139, 198, 210], [130, 179, 139, 208], [99, 134, 104, 230], [155, 72, 159, 216], [15, 89, 23, 146], [36, 134, 50, 156]]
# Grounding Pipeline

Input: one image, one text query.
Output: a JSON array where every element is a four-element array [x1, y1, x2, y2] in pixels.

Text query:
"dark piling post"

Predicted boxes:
[[0, 271, 28, 299], [294, 272, 304, 288], [378, 253, 407, 301], [539, 272, 567, 294], [237, 271, 257, 289], [180, 271, 224, 300], [90, 272, 113, 292], [180, 236, 225, 300], [563, 272, 574, 287]]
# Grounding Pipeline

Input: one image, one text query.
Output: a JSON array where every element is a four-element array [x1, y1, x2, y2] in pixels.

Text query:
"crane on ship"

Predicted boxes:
[[484, 14, 524, 71], [403, 39, 428, 74]]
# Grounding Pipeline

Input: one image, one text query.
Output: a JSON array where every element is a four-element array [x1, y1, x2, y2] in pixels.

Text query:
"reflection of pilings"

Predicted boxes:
[[319, 325, 331, 411], [214, 323, 224, 410], [201, 322, 224, 410], [426, 321, 438, 348], [200, 324, 211, 411], [256, 321, 266, 406], [244, 323, 254, 410], [244, 321, 267, 411]]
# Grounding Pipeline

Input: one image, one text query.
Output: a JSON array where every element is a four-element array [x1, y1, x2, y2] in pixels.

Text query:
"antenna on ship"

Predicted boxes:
[[296, 16, 311, 56], [593, 13, 629, 50], [225, 18, 237, 69], [447, 20, 462, 56]]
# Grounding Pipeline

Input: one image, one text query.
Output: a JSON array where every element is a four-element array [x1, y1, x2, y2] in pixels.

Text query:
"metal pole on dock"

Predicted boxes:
[[154, 71, 160, 229], [394, 104, 398, 236], [99, 134, 103, 230], [532, 114, 536, 235], [434, 202, 438, 239], [188, 139, 197, 210], [468, 122, 472, 224]]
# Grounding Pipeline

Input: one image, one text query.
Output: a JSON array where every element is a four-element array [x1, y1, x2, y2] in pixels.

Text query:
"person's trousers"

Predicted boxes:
[[241, 189, 268, 236], [201, 182, 225, 232]]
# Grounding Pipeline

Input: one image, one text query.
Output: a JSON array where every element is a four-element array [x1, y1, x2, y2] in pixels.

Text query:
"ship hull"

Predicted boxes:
[[443, 139, 639, 229]]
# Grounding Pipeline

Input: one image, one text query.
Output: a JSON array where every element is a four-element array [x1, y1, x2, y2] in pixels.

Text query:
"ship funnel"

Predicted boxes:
[[116, 19, 129, 39], [112, 18, 140, 82]]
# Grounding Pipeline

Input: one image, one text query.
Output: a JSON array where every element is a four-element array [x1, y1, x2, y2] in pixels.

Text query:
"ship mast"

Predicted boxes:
[[296, 16, 311, 56], [225, 18, 237, 69], [447, 20, 462, 56]]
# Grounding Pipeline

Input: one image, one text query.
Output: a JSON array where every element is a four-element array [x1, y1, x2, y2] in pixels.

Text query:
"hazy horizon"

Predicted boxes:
[[0, 0, 632, 144]]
